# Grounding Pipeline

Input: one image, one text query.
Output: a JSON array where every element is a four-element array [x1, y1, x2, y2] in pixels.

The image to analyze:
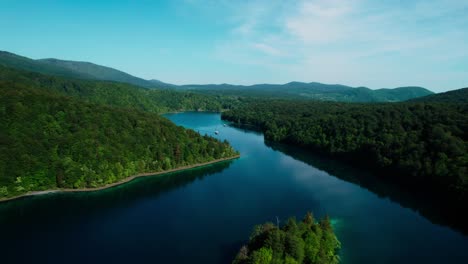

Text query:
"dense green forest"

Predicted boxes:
[[222, 98, 468, 201], [232, 213, 340, 264], [0, 83, 239, 198], [0, 65, 240, 113]]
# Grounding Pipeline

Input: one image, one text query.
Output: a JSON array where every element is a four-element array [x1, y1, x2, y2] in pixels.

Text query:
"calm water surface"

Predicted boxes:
[[1, 112, 467, 263]]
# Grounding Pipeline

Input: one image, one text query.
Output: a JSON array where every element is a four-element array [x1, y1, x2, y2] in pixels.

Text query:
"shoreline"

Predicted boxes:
[[161, 109, 230, 115], [0, 155, 240, 203]]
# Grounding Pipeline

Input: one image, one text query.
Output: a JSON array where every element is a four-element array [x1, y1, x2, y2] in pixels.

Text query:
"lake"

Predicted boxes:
[[0, 112, 467, 263]]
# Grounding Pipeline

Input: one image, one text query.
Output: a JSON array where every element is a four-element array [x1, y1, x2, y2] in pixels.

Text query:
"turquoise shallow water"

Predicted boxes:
[[0, 112, 467, 264]]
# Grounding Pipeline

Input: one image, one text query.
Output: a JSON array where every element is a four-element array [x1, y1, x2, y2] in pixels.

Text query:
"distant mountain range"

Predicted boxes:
[[179, 82, 433, 102], [0, 50, 436, 102]]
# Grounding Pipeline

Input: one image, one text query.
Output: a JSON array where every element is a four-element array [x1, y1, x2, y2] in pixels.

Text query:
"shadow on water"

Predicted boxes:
[[0, 160, 234, 226], [264, 141, 468, 236], [225, 122, 264, 134]]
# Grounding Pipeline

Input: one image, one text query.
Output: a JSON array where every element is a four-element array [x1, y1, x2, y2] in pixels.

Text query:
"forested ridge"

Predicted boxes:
[[37, 58, 161, 89], [2, 51, 434, 103], [0, 65, 239, 114], [0, 83, 239, 198], [409, 87, 468, 103], [181, 83, 432, 102], [233, 213, 340, 264], [222, 98, 468, 201], [0, 51, 161, 88], [0, 51, 92, 80]]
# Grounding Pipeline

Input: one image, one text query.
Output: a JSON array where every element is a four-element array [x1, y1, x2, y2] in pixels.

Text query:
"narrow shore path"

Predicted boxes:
[[0, 155, 240, 203]]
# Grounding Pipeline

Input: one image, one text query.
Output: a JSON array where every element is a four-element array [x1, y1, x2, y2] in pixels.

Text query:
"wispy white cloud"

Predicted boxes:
[[211, 0, 468, 91], [251, 42, 284, 56], [286, 0, 356, 44]]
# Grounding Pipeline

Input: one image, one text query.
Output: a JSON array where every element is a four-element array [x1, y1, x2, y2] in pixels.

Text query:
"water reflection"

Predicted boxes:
[[265, 141, 468, 235], [0, 160, 234, 226]]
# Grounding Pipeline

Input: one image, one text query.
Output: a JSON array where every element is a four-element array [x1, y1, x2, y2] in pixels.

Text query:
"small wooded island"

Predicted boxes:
[[233, 212, 340, 264]]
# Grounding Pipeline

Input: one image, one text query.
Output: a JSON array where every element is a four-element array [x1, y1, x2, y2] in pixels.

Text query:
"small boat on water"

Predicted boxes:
[[215, 130, 219, 135], [223, 124, 227, 127]]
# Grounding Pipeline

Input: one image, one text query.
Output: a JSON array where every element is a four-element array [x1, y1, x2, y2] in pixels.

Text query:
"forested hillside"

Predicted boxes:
[[410, 87, 468, 103], [0, 51, 162, 88], [0, 83, 238, 198], [0, 51, 92, 79], [181, 82, 433, 102], [38, 58, 160, 88], [232, 212, 340, 264], [0, 65, 239, 113], [222, 99, 468, 201]]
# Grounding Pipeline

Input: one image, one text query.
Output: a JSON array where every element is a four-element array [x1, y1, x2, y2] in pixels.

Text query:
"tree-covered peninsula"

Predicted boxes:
[[0, 83, 239, 199], [222, 97, 468, 202], [233, 213, 340, 264]]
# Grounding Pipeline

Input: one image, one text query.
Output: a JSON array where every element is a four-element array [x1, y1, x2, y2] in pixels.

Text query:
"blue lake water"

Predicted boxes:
[[0, 112, 467, 263]]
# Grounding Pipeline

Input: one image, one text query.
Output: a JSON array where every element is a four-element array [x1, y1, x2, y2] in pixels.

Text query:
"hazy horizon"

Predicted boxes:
[[1, 0, 467, 92]]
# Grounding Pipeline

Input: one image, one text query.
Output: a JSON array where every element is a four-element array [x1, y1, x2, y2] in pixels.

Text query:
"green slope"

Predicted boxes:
[[38, 58, 159, 88], [410, 87, 468, 103], [0, 51, 92, 79], [0, 65, 239, 113], [0, 51, 161, 88], [0, 82, 238, 198], [149, 79, 178, 88]]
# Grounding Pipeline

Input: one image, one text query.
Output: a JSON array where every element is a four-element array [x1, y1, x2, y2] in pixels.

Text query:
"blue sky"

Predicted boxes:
[[1, 0, 467, 92]]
